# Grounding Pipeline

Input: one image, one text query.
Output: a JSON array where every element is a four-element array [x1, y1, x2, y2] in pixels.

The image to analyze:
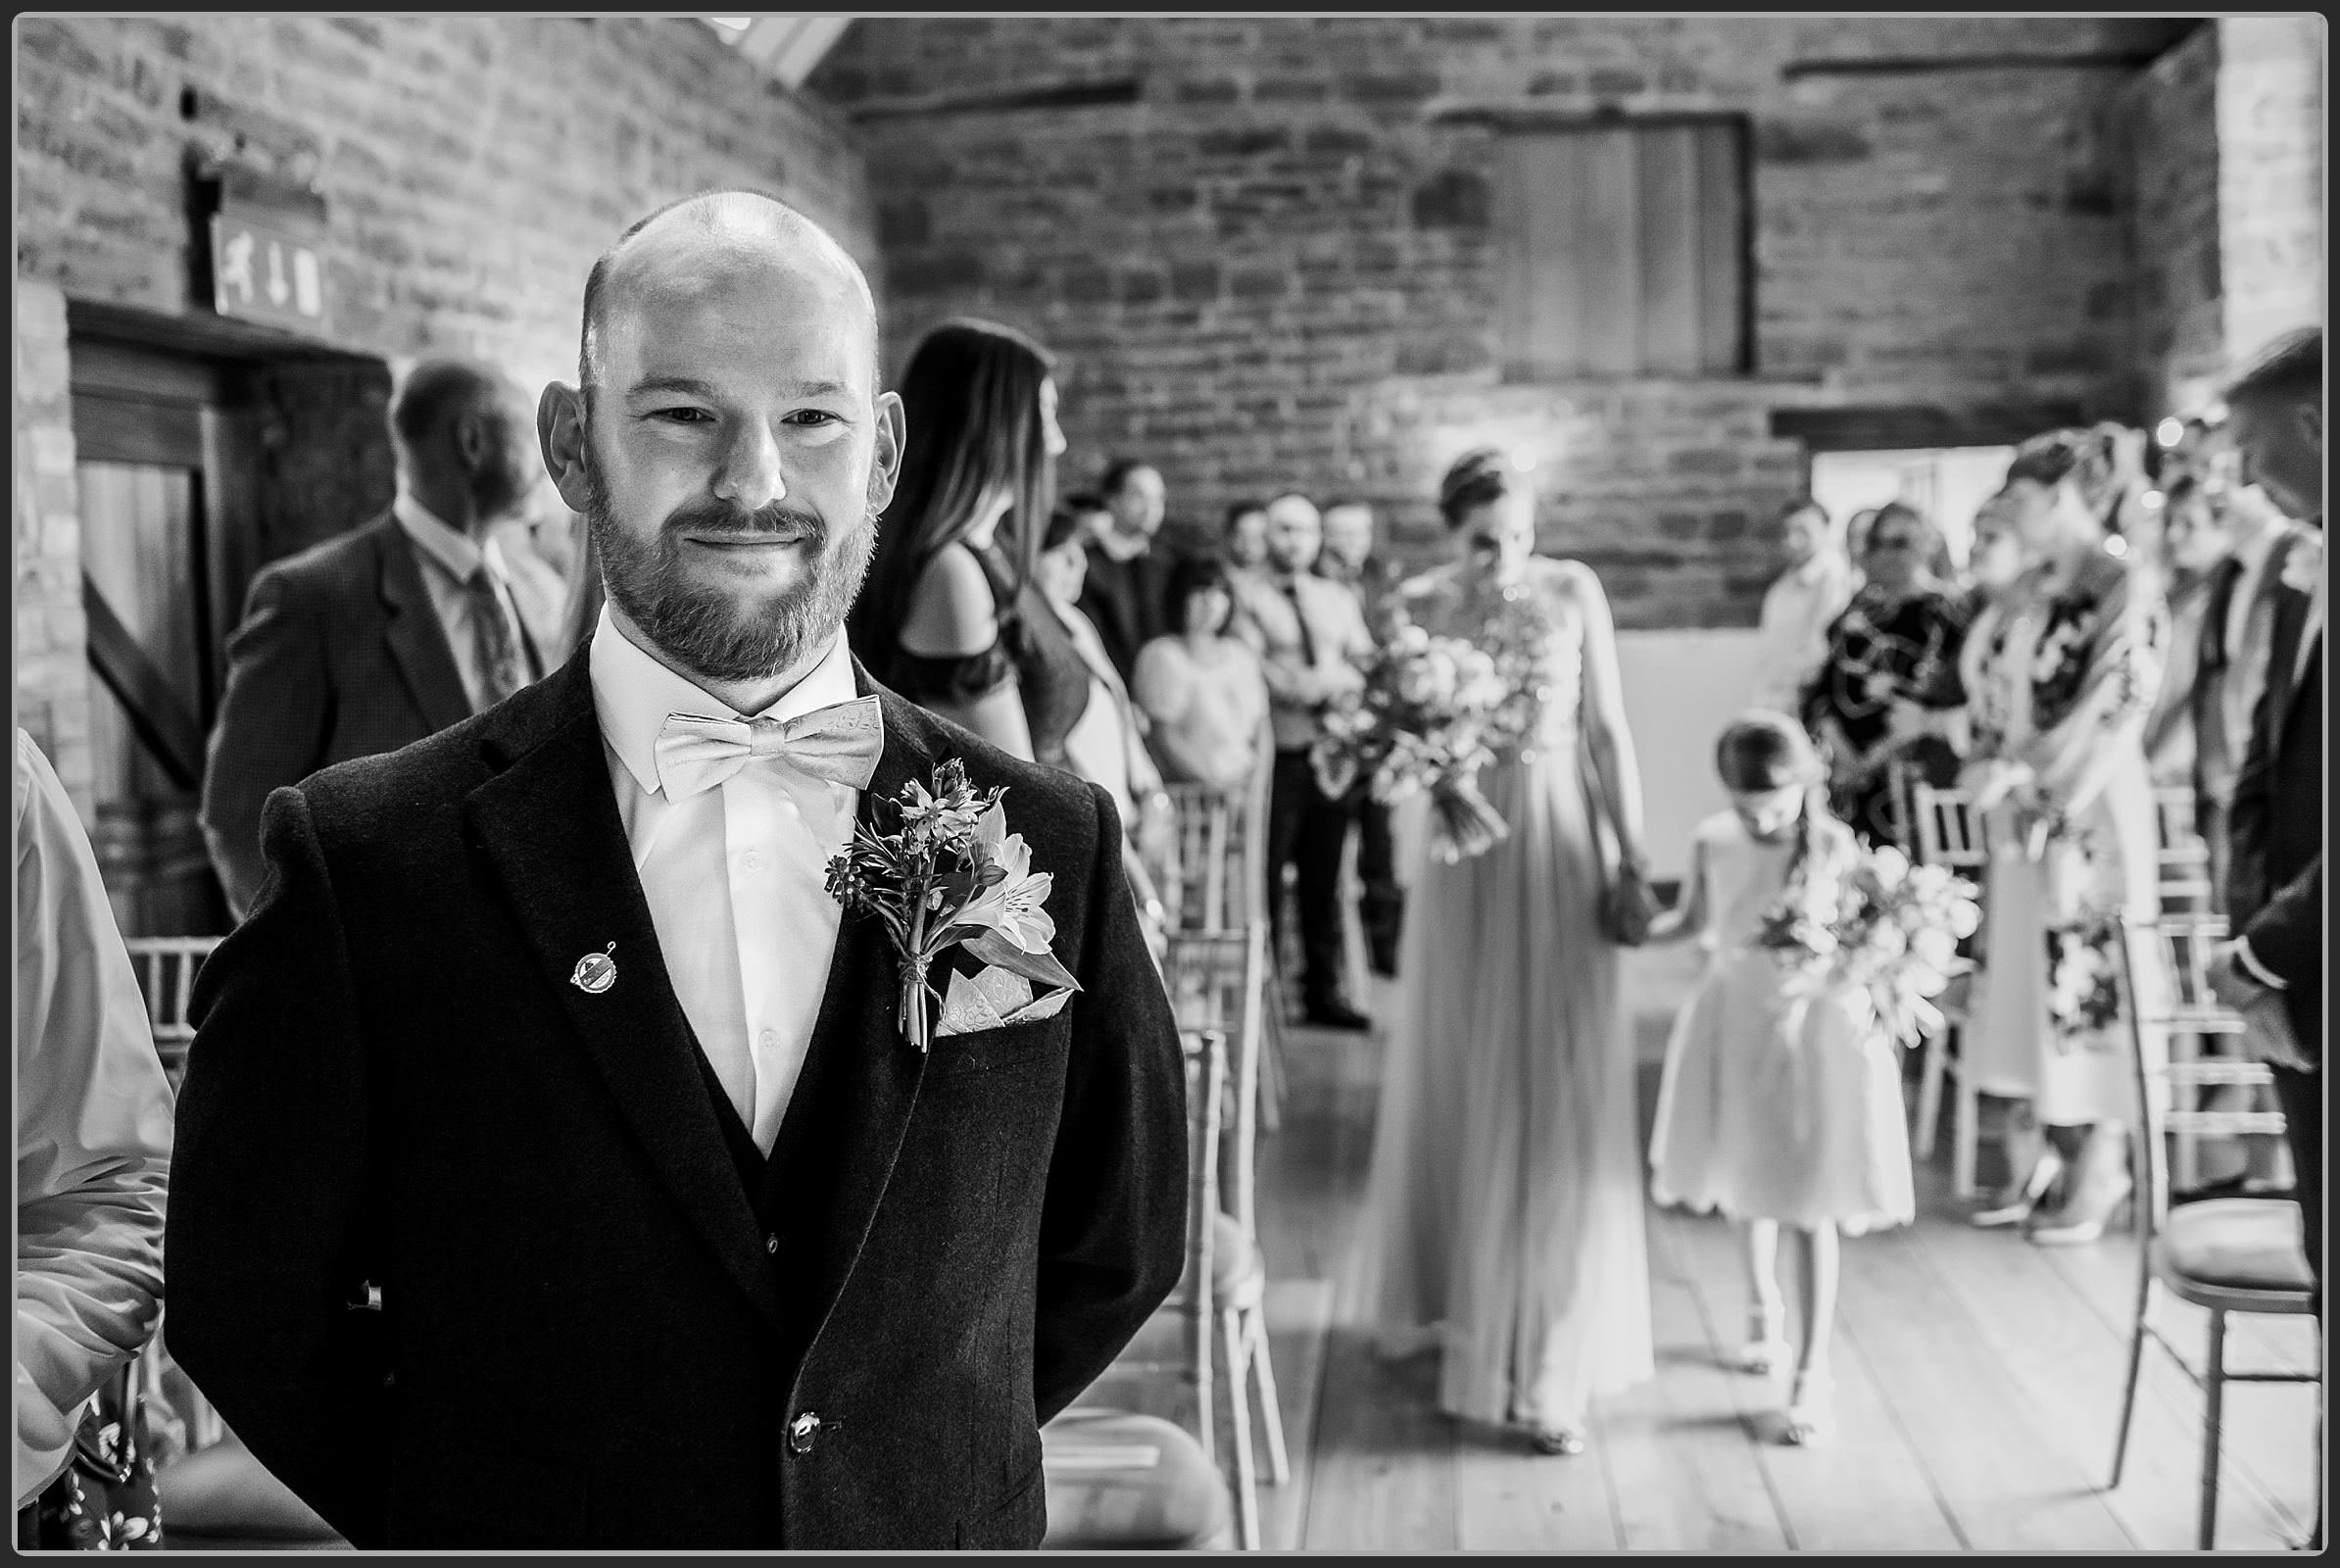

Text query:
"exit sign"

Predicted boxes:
[[209, 203, 329, 333]]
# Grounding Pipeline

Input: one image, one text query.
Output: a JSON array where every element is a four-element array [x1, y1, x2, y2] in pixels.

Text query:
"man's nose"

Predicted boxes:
[[713, 419, 788, 513]]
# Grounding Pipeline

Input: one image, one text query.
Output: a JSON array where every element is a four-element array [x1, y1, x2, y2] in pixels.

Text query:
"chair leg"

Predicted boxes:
[[2109, 1269, 2153, 1489], [1951, 1033, 1980, 1200], [1194, 1302, 1216, 1469], [1246, 1302, 1291, 1486], [1223, 1306, 1262, 1549], [1914, 1025, 1947, 1160], [2199, 1309, 2225, 1551]]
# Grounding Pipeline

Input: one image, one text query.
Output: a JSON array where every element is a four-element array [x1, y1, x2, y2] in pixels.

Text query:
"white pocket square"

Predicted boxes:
[[938, 965, 1074, 1037]]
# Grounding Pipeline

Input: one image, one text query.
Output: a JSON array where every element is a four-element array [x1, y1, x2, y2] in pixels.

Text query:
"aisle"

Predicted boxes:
[[1255, 1014, 2321, 1553]]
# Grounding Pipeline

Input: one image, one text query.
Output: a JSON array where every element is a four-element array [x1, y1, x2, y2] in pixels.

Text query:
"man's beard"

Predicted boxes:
[[584, 455, 876, 686]]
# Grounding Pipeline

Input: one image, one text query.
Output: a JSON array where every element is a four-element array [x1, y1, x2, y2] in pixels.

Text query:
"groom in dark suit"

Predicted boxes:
[[2207, 328, 2322, 1307], [165, 190, 1189, 1550]]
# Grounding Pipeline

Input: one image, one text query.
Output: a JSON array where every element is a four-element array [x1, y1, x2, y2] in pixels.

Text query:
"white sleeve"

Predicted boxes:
[[14, 731, 175, 1508]]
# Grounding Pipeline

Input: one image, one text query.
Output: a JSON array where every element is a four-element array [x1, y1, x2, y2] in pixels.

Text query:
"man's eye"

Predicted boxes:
[[651, 408, 713, 424], [784, 410, 843, 428]]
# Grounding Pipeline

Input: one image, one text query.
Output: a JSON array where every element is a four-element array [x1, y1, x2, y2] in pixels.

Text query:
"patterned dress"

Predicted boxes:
[[1799, 585, 1972, 848], [1960, 551, 2168, 1125], [1350, 558, 1654, 1431]]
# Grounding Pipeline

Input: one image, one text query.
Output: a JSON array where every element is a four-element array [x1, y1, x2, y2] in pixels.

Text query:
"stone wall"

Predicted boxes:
[[14, 279, 93, 813], [2216, 17, 2324, 369], [817, 16, 2194, 625], [2127, 23, 2226, 419]]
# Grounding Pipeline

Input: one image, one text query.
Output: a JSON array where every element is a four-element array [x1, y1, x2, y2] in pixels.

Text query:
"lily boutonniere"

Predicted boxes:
[[2280, 532, 2323, 597], [823, 758, 1081, 1054]]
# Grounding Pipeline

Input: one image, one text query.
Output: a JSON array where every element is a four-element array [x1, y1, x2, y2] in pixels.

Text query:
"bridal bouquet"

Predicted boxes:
[[1758, 841, 1982, 1050], [1311, 622, 1515, 863], [824, 759, 1081, 1054]]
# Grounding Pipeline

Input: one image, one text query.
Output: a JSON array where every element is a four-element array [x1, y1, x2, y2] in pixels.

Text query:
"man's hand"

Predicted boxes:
[[2206, 939, 2268, 1015]]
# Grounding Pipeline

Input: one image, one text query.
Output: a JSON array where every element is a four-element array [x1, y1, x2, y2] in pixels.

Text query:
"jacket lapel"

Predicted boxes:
[[463, 660, 785, 1327], [376, 516, 475, 734], [759, 674, 937, 1369]]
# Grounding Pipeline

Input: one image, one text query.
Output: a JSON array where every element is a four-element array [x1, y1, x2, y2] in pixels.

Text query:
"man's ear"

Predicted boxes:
[[2296, 402, 2322, 454], [539, 383, 594, 514], [865, 389, 906, 517]]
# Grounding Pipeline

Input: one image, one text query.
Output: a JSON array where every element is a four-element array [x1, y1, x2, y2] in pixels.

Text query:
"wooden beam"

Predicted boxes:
[[1771, 402, 2092, 453], [849, 76, 1144, 122], [1780, 51, 2172, 79], [84, 576, 207, 793]]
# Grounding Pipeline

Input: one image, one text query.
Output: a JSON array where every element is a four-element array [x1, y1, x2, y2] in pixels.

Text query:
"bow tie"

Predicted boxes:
[[653, 697, 885, 802]]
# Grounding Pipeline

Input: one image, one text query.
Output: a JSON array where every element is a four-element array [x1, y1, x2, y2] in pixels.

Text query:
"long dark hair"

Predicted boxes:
[[851, 318, 1056, 670], [1716, 711, 1835, 887]]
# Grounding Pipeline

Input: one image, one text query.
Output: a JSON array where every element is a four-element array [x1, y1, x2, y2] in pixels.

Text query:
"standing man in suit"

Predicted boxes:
[[1317, 501, 1403, 976], [1077, 460, 1174, 687], [2205, 328, 2323, 1309], [165, 188, 1187, 1550], [198, 359, 556, 918], [1239, 493, 1377, 1029]]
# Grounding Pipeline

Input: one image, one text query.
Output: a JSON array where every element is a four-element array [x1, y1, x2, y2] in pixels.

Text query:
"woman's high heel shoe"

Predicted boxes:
[[1780, 1369, 1834, 1446], [1970, 1150, 2064, 1229], [1528, 1422, 1586, 1457], [1736, 1304, 1790, 1377], [2026, 1174, 2134, 1247]]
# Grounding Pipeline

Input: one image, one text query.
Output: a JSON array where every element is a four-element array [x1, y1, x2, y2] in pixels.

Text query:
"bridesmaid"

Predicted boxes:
[[1958, 425, 2169, 1245], [1350, 449, 1658, 1456]]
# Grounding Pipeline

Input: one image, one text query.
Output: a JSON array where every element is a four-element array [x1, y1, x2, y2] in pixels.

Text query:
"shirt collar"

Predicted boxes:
[[394, 492, 507, 584], [590, 606, 860, 799]]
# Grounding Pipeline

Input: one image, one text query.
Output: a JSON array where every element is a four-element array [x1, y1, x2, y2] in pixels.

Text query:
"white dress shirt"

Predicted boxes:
[[15, 731, 173, 1508], [394, 493, 535, 713], [1751, 551, 1860, 713], [589, 610, 860, 1153], [1234, 570, 1376, 751]]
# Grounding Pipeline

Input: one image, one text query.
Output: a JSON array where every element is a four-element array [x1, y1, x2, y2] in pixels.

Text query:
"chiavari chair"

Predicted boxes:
[[1907, 783, 1990, 1198], [2106, 912, 2318, 1549]]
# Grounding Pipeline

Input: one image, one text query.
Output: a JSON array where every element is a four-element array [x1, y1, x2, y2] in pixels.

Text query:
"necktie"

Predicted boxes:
[[1282, 578, 1318, 667], [466, 568, 527, 709], [654, 697, 886, 802]]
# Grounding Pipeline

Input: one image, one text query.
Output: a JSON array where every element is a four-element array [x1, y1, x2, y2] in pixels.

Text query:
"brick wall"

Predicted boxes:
[[2126, 24, 2225, 419], [15, 16, 875, 815], [14, 279, 94, 813], [2216, 17, 2324, 367], [817, 16, 2185, 626]]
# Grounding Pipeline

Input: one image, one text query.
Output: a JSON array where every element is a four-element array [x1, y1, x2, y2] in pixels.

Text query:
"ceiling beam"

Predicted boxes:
[[735, 16, 852, 89]]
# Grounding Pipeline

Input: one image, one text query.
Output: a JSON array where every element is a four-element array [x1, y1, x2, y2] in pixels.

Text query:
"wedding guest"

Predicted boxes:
[[16, 731, 173, 1532], [1648, 714, 1915, 1448], [1958, 425, 2167, 1246], [1079, 459, 1175, 687], [1033, 505, 1175, 876], [849, 318, 1067, 760], [1239, 492, 1376, 1030], [1751, 496, 1861, 713], [2206, 327, 2324, 1297], [1134, 556, 1270, 797], [2191, 440, 2311, 912], [1224, 500, 1271, 573], [1799, 501, 1970, 848], [2141, 474, 2234, 792], [1314, 501, 1403, 974], [200, 358, 555, 919], [166, 189, 1187, 1552]]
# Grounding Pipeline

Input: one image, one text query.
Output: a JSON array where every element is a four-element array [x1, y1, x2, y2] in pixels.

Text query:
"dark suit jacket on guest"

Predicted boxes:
[[1077, 547, 1173, 687], [164, 659, 1189, 1550], [197, 513, 550, 918]]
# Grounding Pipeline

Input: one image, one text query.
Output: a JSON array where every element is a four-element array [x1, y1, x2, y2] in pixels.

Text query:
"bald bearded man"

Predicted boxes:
[[164, 191, 1188, 1550]]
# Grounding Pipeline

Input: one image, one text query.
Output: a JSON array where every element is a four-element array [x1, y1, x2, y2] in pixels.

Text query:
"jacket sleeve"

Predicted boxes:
[[2243, 854, 2321, 999], [14, 733, 174, 1510], [2222, 602, 2303, 927], [200, 568, 332, 921], [1032, 784, 1190, 1425], [165, 784, 389, 1546]]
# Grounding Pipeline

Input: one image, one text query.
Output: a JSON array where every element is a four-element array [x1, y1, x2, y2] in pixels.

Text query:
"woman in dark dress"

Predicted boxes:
[[849, 318, 1077, 760], [1798, 501, 1972, 848]]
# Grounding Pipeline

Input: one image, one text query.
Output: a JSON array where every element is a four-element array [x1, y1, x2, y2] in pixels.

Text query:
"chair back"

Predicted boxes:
[[1163, 924, 1270, 1238], [2115, 911, 2286, 1234], [1910, 783, 1991, 870], [1161, 745, 1272, 936], [2151, 785, 2215, 911], [122, 936, 220, 1086]]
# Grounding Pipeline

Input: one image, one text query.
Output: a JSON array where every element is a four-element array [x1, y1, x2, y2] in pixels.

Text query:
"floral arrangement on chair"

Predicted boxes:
[[1758, 841, 1983, 1049], [1309, 621, 1515, 863], [2044, 906, 2124, 1048]]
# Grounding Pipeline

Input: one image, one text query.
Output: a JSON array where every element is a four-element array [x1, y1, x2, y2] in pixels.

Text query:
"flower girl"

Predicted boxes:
[[1645, 712, 1916, 1445]]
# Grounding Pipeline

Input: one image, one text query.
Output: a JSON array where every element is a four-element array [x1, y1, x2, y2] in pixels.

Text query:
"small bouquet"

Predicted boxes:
[[824, 758, 1081, 1054], [1310, 621, 1515, 863], [1758, 841, 1982, 1050], [2045, 906, 2124, 1047]]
